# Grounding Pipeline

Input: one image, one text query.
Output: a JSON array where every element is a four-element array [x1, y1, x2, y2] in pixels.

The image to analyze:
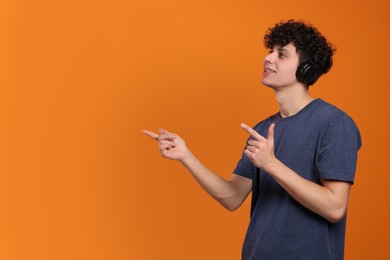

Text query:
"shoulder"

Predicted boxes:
[[313, 99, 346, 119], [315, 99, 362, 149], [316, 99, 357, 128], [312, 99, 358, 128]]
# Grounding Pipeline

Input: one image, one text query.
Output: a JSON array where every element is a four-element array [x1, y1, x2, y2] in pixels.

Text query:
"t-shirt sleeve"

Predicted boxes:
[[233, 141, 255, 180], [317, 114, 362, 183]]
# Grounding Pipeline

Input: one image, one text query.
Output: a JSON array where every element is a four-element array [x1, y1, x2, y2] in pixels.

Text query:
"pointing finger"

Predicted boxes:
[[240, 123, 265, 141], [142, 129, 159, 140]]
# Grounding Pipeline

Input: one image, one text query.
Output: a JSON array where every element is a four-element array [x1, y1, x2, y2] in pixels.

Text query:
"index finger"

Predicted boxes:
[[240, 123, 265, 141], [141, 129, 159, 140]]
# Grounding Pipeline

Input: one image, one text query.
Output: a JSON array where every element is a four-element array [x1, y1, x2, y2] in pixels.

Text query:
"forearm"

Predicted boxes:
[[180, 151, 249, 211], [142, 128, 250, 211], [266, 160, 350, 223]]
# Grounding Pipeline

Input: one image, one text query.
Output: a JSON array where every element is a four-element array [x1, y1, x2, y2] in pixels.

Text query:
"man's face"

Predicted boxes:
[[262, 43, 301, 89]]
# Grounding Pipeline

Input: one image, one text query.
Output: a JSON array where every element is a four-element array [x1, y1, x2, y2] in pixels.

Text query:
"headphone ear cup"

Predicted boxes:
[[296, 60, 319, 86]]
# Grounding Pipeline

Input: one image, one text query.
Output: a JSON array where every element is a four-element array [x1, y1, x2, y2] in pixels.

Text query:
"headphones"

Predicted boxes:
[[296, 56, 321, 86]]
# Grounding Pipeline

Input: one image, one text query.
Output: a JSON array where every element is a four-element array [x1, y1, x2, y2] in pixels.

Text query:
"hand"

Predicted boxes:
[[240, 123, 277, 172], [142, 128, 189, 161]]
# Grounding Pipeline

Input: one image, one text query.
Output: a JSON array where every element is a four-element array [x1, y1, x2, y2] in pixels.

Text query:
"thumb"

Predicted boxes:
[[159, 128, 170, 134], [267, 123, 275, 143]]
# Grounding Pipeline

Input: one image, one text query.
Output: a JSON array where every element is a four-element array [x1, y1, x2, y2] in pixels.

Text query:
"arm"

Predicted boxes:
[[142, 129, 252, 211], [241, 123, 351, 223], [266, 160, 351, 223]]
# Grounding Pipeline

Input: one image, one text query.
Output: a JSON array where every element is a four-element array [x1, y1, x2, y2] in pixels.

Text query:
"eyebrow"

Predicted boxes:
[[277, 47, 290, 54]]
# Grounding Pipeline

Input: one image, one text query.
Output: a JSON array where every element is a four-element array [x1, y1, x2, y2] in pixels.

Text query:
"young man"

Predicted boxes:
[[143, 20, 362, 260]]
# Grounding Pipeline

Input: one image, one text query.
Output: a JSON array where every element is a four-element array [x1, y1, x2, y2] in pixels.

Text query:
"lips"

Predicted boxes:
[[263, 67, 275, 77], [264, 67, 276, 73]]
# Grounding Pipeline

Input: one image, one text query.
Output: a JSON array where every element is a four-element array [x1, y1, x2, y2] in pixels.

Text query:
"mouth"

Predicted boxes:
[[263, 68, 276, 76]]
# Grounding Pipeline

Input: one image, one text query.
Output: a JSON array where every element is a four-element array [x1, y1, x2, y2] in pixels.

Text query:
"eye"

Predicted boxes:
[[278, 52, 286, 59]]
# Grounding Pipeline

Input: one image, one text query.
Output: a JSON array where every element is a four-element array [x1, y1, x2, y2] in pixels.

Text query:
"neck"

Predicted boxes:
[[274, 85, 315, 118]]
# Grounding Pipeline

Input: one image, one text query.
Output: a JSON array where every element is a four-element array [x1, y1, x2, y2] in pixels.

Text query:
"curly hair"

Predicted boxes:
[[264, 20, 335, 84]]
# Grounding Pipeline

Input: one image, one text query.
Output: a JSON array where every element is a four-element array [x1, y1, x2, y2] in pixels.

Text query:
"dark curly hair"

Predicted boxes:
[[264, 20, 335, 85]]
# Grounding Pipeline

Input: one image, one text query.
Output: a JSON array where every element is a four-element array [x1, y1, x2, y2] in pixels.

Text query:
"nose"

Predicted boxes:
[[264, 52, 274, 64]]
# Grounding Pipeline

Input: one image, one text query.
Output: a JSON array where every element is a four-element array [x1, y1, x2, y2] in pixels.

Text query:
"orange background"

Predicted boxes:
[[0, 0, 388, 259]]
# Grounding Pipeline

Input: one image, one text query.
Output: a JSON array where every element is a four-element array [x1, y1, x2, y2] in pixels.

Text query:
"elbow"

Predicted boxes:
[[224, 203, 240, 212], [325, 208, 347, 224], [218, 197, 243, 212]]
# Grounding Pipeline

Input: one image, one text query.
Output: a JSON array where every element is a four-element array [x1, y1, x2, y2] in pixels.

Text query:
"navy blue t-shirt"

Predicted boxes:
[[234, 99, 362, 260]]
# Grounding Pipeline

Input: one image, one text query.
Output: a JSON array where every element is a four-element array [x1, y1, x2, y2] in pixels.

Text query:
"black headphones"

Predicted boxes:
[[296, 56, 321, 86]]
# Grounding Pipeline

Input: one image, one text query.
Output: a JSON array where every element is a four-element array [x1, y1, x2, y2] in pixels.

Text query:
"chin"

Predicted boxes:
[[262, 80, 276, 89]]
